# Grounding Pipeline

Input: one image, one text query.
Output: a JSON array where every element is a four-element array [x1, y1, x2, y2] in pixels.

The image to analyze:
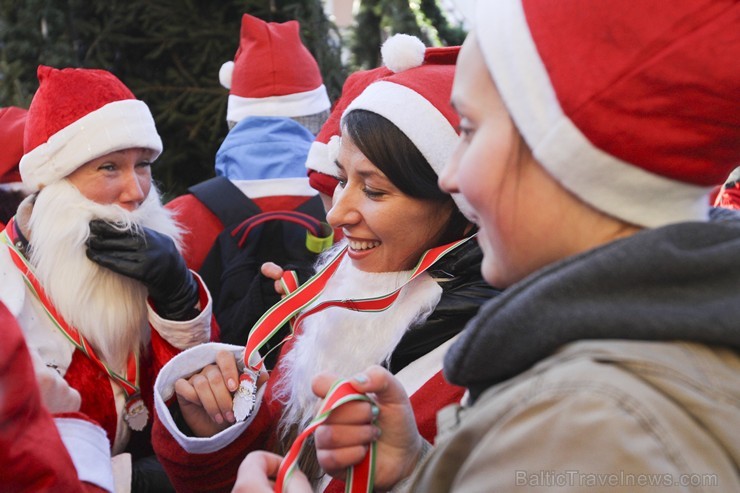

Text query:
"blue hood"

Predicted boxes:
[[215, 117, 314, 181]]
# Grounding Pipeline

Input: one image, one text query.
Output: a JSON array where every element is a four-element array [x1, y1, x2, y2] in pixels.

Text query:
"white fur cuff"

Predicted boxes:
[[153, 342, 265, 454], [56, 417, 114, 492]]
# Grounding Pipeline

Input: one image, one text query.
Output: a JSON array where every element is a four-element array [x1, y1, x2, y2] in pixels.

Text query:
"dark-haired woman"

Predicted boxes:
[[152, 38, 499, 493]]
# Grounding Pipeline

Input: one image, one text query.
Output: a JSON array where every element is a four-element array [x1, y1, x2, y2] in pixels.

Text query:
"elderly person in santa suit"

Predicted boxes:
[[151, 35, 498, 493], [0, 65, 217, 491], [237, 0, 740, 491]]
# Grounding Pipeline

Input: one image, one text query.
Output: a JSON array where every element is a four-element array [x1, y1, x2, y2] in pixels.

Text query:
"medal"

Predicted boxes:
[[232, 369, 259, 422], [124, 393, 149, 431]]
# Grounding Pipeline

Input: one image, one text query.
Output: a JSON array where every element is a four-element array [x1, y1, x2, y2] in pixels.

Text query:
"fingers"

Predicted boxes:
[[177, 364, 235, 425], [314, 420, 380, 450], [310, 366, 421, 490], [84, 249, 140, 279], [233, 451, 312, 493], [260, 262, 284, 281], [215, 350, 240, 393], [316, 444, 369, 479], [90, 219, 140, 241], [232, 451, 278, 492], [312, 366, 400, 405]]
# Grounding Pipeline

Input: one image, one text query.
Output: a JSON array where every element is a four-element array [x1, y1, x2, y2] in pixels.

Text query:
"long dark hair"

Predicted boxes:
[[343, 109, 470, 246]]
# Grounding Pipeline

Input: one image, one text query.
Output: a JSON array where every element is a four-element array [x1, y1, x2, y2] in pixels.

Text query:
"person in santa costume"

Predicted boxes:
[[0, 300, 116, 492], [0, 106, 31, 230], [244, 1, 740, 491], [0, 65, 218, 492], [151, 34, 499, 493], [166, 13, 332, 273]]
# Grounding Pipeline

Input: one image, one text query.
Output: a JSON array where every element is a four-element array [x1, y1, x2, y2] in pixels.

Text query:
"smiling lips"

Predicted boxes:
[[348, 239, 381, 251]]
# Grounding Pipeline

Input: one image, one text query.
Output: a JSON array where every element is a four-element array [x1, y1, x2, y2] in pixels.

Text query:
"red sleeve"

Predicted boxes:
[[0, 302, 108, 492], [152, 378, 284, 493]]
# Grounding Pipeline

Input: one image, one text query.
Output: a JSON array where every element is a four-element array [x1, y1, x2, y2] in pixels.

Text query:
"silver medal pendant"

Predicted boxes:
[[124, 394, 149, 431], [232, 370, 258, 422]]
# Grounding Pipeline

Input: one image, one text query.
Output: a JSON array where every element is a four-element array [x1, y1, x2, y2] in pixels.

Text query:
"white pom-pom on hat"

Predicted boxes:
[[219, 61, 234, 89], [381, 34, 426, 73]]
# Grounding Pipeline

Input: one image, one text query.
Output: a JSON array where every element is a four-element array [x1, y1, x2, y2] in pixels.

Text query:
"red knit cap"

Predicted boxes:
[[219, 13, 331, 123], [19, 66, 161, 191], [0, 107, 27, 184], [476, 0, 740, 227]]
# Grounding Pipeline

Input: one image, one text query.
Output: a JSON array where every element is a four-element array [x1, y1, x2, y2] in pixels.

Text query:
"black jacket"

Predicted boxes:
[[388, 238, 501, 373]]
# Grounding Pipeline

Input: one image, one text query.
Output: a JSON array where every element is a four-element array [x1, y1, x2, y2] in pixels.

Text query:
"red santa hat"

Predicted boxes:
[[305, 65, 393, 197], [0, 106, 27, 185], [219, 13, 331, 124], [19, 66, 162, 192], [476, 0, 740, 228], [342, 34, 473, 217]]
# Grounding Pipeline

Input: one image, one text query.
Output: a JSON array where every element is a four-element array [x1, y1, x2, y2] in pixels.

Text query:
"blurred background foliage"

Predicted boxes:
[[0, 0, 466, 200]]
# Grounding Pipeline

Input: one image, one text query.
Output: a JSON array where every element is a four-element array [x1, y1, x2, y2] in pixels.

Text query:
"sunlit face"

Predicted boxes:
[[439, 33, 573, 287], [65, 148, 155, 211], [327, 135, 453, 273]]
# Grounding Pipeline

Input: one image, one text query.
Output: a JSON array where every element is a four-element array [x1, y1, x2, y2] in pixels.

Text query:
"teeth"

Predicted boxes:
[[349, 240, 380, 251]]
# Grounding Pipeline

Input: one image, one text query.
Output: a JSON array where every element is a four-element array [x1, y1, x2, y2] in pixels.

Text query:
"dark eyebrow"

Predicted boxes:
[[334, 159, 386, 181]]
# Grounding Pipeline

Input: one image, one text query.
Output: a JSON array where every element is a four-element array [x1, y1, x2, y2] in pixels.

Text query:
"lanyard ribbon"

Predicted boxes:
[[275, 379, 376, 493], [243, 236, 472, 374], [243, 235, 474, 492], [1, 217, 141, 398]]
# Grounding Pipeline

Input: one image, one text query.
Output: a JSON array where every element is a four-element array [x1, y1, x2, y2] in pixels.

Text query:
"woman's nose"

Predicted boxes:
[[326, 185, 360, 228]]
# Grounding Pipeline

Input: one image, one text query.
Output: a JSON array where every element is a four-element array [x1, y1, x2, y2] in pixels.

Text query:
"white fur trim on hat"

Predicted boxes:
[[477, 1, 710, 228], [19, 99, 162, 192], [305, 136, 341, 176], [226, 84, 331, 122], [343, 80, 456, 177], [342, 81, 475, 219]]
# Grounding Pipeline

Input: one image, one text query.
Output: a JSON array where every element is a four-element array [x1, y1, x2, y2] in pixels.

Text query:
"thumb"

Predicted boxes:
[[312, 365, 408, 406], [350, 365, 409, 407]]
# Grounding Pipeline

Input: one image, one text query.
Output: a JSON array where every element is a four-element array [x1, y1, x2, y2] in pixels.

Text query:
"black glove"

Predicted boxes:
[[86, 220, 199, 321]]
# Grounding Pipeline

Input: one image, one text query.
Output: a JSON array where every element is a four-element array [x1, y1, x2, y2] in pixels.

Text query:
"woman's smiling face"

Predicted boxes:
[[327, 135, 453, 273]]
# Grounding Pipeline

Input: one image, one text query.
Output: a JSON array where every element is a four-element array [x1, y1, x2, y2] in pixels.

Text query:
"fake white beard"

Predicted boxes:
[[273, 240, 443, 437], [27, 179, 184, 371]]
